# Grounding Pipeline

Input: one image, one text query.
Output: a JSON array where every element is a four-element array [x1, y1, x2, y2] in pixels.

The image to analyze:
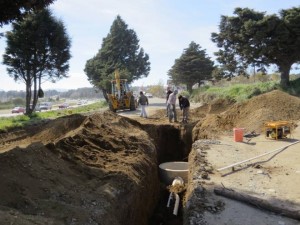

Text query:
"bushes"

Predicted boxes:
[[179, 90, 190, 99], [191, 81, 279, 103], [280, 78, 300, 96]]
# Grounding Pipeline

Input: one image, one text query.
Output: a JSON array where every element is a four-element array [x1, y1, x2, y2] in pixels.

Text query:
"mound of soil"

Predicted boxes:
[[193, 90, 300, 140], [0, 111, 159, 225]]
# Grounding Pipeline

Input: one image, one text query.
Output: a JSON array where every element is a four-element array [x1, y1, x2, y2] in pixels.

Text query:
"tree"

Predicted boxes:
[[147, 80, 165, 98], [0, 0, 55, 27], [84, 15, 150, 101], [211, 66, 226, 82], [3, 9, 71, 115], [168, 42, 214, 93], [211, 7, 300, 88]]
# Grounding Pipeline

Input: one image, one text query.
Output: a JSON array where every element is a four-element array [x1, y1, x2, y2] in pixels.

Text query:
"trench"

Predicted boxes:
[[142, 123, 195, 225]]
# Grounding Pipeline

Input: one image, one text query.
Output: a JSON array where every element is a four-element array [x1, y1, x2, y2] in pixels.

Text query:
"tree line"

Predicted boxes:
[[1, 1, 300, 115], [84, 6, 300, 94], [0, 87, 103, 103]]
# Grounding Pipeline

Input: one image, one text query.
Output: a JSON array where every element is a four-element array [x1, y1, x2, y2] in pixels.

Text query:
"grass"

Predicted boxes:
[[191, 77, 300, 103], [0, 114, 31, 130], [191, 81, 279, 103], [0, 101, 107, 131]]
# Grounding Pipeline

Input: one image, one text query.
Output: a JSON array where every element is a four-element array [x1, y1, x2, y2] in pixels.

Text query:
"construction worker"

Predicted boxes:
[[166, 87, 173, 117], [178, 95, 190, 123], [167, 90, 178, 122], [138, 91, 149, 118]]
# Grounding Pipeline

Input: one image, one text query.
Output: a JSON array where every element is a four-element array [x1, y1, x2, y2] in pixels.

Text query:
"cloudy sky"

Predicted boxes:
[[0, 0, 299, 91]]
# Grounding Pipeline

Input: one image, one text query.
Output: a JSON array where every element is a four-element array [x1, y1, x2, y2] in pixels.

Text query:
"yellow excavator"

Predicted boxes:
[[107, 70, 137, 112]]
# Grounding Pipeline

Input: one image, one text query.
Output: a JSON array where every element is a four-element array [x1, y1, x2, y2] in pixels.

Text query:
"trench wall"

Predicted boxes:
[[141, 123, 195, 224], [142, 124, 193, 164]]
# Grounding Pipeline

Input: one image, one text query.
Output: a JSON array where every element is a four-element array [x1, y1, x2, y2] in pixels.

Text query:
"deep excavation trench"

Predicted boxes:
[[141, 123, 195, 225], [0, 111, 198, 225]]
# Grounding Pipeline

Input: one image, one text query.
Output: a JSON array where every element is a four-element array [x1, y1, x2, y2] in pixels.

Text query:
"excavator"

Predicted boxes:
[[107, 70, 137, 112]]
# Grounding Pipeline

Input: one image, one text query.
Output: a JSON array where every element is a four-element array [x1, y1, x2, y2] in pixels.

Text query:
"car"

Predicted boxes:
[[30, 104, 41, 112], [58, 103, 69, 109], [145, 93, 153, 98], [77, 100, 87, 105], [40, 102, 52, 110], [11, 106, 25, 114]]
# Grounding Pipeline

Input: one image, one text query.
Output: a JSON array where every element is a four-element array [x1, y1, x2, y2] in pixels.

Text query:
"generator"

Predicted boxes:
[[264, 121, 292, 140]]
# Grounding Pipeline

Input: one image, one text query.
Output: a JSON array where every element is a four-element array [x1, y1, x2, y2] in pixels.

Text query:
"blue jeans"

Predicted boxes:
[[168, 104, 177, 122]]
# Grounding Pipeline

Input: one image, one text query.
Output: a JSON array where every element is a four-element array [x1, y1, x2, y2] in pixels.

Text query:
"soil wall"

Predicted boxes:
[[0, 112, 160, 225]]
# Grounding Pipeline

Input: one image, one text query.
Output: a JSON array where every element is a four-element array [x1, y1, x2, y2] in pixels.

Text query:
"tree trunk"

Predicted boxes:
[[214, 187, 300, 220], [30, 74, 38, 115], [101, 88, 109, 102], [186, 83, 193, 93], [25, 79, 32, 115], [279, 64, 291, 88]]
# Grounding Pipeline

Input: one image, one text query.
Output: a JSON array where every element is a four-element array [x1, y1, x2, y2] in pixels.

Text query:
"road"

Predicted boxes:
[[117, 97, 167, 118], [117, 97, 202, 119], [0, 100, 96, 118]]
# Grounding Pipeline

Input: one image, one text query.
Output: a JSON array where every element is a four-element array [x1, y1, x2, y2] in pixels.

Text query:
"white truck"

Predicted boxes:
[[40, 102, 52, 110]]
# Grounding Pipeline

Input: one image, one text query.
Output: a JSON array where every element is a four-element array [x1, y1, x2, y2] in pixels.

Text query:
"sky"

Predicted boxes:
[[0, 0, 299, 91]]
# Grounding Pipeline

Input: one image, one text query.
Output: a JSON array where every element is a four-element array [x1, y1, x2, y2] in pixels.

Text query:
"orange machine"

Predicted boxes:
[[264, 121, 292, 140]]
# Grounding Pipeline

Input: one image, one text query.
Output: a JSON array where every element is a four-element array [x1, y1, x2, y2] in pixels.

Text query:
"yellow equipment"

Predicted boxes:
[[264, 121, 292, 140], [107, 70, 137, 112]]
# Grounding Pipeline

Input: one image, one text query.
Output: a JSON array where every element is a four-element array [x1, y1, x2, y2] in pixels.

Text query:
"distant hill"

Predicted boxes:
[[0, 87, 103, 102]]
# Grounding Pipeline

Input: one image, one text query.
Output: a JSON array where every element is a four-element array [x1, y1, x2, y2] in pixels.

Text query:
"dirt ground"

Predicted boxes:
[[204, 128, 300, 225], [187, 125, 300, 225], [0, 90, 299, 225]]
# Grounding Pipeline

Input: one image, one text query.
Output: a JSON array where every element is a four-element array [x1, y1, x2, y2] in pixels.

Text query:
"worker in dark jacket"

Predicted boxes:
[[178, 95, 190, 123], [138, 91, 149, 118]]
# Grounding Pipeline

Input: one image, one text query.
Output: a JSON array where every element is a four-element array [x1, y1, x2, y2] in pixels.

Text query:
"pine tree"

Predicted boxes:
[[212, 7, 300, 87], [84, 15, 150, 101], [0, 0, 55, 27], [168, 42, 214, 92], [3, 9, 71, 115]]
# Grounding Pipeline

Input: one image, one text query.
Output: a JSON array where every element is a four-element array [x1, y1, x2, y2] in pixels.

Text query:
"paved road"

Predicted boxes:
[[0, 100, 96, 118], [0, 109, 19, 118], [117, 97, 167, 118], [117, 97, 202, 118]]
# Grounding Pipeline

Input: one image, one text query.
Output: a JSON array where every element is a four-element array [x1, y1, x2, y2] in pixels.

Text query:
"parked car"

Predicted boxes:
[[40, 102, 52, 110], [145, 93, 153, 98], [77, 100, 87, 105], [30, 104, 41, 112], [58, 103, 69, 109], [11, 106, 25, 114]]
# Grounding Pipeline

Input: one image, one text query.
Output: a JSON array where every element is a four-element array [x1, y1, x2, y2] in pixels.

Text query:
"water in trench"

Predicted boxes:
[[143, 123, 194, 225]]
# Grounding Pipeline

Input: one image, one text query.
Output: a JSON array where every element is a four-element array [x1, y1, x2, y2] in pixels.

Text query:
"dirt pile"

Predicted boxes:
[[0, 90, 299, 225], [192, 90, 300, 140], [0, 111, 159, 225]]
